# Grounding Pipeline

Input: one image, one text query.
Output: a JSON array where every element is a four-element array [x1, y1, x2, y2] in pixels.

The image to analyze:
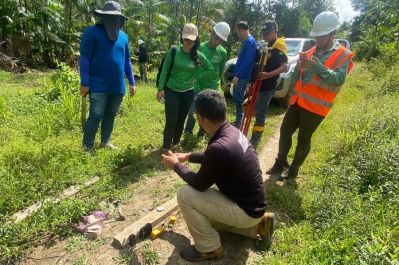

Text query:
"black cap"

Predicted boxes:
[[262, 20, 278, 34]]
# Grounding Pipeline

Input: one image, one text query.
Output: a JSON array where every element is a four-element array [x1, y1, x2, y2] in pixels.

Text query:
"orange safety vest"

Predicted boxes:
[[289, 45, 354, 117]]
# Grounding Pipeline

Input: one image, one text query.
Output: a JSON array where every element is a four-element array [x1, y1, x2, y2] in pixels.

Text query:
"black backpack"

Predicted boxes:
[[156, 45, 177, 88], [250, 41, 266, 82]]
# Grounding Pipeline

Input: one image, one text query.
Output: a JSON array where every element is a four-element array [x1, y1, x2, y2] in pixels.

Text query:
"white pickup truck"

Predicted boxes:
[[222, 38, 324, 106]]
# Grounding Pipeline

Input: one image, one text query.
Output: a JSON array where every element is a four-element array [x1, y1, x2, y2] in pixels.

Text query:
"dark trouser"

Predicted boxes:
[[250, 89, 275, 147], [163, 87, 194, 150], [83, 92, 124, 149], [277, 103, 325, 168], [184, 91, 205, 137], [139, 62, 148, 82], [254, 89, 275, 126]]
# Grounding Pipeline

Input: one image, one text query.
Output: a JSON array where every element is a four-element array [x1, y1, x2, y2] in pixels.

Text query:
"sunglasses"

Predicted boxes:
[[212, 32, 224, 42]]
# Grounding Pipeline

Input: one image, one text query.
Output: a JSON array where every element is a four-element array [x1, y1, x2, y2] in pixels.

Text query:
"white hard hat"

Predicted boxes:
[[138, 39, 144, 45], [310, 11, 340, 37], [214, 22, 230, 41]]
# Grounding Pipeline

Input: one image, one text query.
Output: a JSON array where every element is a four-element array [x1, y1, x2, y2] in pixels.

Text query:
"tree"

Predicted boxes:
[[0, 0, 344, 68], [350, 0, 399, 60]]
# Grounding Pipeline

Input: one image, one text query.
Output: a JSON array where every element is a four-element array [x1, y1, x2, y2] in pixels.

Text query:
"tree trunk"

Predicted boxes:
[[196, 0, 203, 28], [64, 0, 73, 61], [24, 0, 29, 38], [189, 0, 195, 22]]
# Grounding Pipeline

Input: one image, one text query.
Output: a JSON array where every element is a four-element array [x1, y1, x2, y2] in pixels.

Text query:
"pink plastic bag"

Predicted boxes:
[[76, 211, 108, 238]]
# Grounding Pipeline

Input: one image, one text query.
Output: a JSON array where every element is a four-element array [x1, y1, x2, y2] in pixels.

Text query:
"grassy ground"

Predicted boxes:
[[0, 67, 283, 264], [3, 62, 397, 264], [254, 62, 399, 264]]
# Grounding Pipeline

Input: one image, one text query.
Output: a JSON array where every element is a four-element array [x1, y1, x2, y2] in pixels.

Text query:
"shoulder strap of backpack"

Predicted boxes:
[[164, 45, 177, 87]]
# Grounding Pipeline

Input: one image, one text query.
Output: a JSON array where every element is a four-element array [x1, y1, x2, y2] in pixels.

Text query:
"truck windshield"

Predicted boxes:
[[286, 40, 302, 57]]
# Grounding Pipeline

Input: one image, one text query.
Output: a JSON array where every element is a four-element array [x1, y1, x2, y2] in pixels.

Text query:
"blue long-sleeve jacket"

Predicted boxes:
[[79, 25, 135, 94], [234, 35, 256, 80]]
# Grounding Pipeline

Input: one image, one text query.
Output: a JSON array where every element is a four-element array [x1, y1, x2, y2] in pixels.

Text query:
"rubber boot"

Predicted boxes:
[[250, 131, 263, 148]]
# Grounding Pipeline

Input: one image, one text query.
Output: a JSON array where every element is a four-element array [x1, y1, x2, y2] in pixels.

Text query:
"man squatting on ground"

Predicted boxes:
[[162, 90, 275, 262]]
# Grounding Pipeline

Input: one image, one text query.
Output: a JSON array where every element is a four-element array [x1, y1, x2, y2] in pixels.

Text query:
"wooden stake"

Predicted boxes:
[[10, 176, 100, 223], [113, 196, 178, 249]]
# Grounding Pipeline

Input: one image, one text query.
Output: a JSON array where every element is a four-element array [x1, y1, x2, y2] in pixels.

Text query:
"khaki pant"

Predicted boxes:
[[177, 184, 262, 252]]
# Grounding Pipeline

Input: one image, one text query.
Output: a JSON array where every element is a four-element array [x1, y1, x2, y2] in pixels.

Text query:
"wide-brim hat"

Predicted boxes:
[[94, 1, 128, 20]]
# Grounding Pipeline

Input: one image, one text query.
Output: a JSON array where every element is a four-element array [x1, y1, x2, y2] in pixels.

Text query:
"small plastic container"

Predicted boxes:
[[150, 226, 166, 239], [169, 215, 177, 225]]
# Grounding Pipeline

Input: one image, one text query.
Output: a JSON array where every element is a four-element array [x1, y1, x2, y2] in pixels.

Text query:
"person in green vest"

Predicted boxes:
[[156, 23, 213, 153], [184, 22, 231, 137]]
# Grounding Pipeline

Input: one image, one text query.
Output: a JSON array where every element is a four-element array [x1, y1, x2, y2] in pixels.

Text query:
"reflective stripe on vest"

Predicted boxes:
[[307, 79, 341, 93], [291, 89, 333, 108], [332, 50, 350, 67], [289, 46, 354, 116]]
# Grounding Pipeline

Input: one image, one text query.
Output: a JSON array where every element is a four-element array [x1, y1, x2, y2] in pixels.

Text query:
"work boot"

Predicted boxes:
[[255, 212, 275, 251], [279, 166, 299, 181], [266, 158, 289, 175], [180, 245, 224, 262], [250, 131, 263, 148], [100, 142, 118, 150]]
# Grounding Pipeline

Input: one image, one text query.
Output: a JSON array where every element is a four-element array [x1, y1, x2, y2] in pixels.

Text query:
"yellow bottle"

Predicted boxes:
[[150, 226, 166, 239]]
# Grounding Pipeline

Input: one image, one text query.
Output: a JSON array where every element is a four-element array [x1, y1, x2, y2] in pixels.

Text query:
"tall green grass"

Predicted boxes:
[[256, 63, 399, 264]]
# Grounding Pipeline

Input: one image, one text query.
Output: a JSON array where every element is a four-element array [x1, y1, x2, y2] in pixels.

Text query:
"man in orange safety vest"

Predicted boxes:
[[267, 11, 354, 180]]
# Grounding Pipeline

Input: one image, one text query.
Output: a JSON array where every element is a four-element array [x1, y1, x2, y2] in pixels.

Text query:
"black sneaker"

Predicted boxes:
[[266, 159, 289, 175], [279, 166, 299, 181]]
